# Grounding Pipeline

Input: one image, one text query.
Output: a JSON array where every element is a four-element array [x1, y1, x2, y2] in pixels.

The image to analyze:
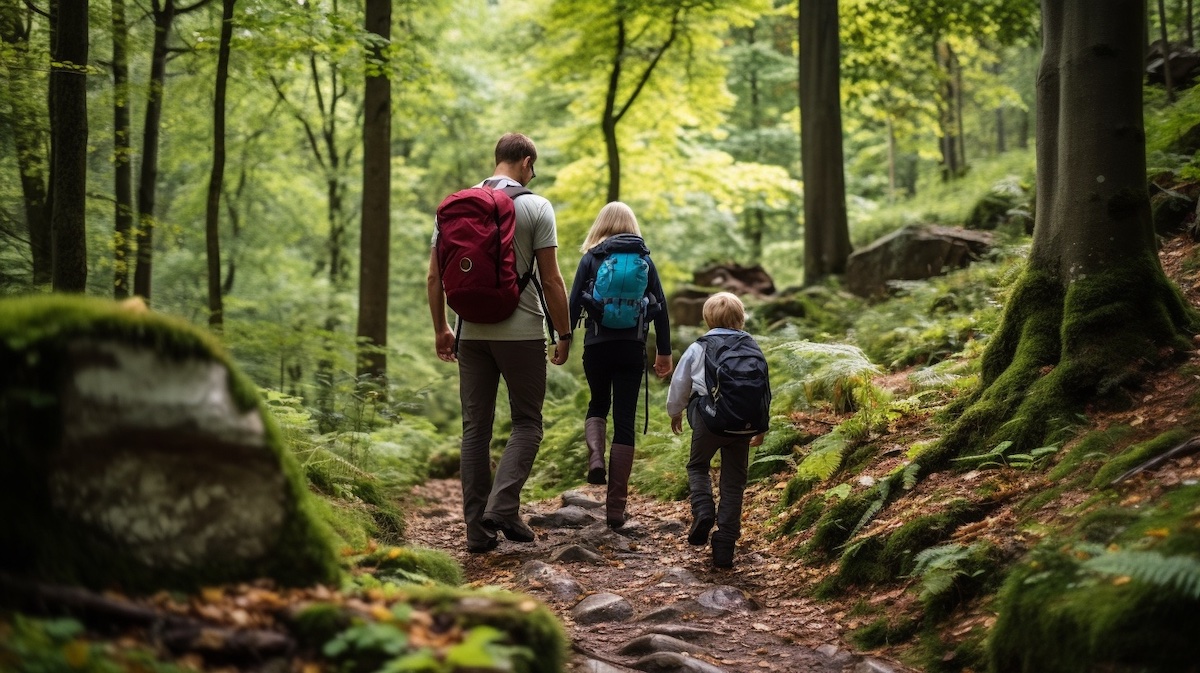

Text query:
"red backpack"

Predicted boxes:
[[435, 183, 536, 324]]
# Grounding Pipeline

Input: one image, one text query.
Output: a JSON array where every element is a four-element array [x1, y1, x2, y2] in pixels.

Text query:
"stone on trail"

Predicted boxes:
[[580, 660, 638, 673], [518, 560, 584, 602], [550, 544, 606, 564], [572, 592, 635, 624], [0, 295, 340, 592], [529, 504, 600, 528], [631, 652, 729, 673], [656, 567, 703, 586], [638, 600, 702, 623], [618, 633, 707, 657], [644, 624, 721, 642], [696, 586, 759, 613], [561, 489, 604, 509]]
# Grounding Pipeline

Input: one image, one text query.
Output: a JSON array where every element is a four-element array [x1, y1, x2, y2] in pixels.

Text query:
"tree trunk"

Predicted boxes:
[[886, 116, 897, 202], [1017, 107, 1030, 148], [204, 0, 234, 327], [1188, 0, 1194, 47], [356, 0, 391, 379], [799, 0, 852, 284], [934, 40, 960, 181], [994, 62, 1007, 154], [49, 0, 88, 292], [600, 11, 679, 204], [602, 18, 625, 204], [953, 45, 967, 170], [1, 7, 51, 284], [133, 0, 176, 303], [1159, 0, 1176, 101], [111, 0, 134, 298], [933, 0, 1195, 468]]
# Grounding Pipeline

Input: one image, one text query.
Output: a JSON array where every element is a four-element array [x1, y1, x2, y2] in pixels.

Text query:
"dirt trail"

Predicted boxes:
[[404, 479, 913, 673]]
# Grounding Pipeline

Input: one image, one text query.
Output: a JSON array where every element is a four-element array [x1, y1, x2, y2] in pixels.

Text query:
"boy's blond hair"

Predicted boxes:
[[703, 292, 745, 330], [580, 201, 642, 252]]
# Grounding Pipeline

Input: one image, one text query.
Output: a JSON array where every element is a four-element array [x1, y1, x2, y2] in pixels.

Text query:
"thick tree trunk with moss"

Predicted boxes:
[[936, 0, 1195, 465], [799, 0, 852, 284]]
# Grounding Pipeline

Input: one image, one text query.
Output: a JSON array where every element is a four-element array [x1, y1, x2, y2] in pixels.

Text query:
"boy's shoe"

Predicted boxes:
[[711, 536, 735, 568], [467, 536, 499, 554], [607, 514, 626, 530], [587, 467, 607, 485], [481, 514, 536, 543], [687, 515, 714, 546]]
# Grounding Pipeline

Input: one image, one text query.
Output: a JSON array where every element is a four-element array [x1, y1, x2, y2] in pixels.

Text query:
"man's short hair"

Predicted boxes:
[[495, 133, 537, 165], [703, 292, 746, 330]]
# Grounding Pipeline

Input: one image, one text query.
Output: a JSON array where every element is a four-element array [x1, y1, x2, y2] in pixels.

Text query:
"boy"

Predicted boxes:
[[667, 292, 770, 568]]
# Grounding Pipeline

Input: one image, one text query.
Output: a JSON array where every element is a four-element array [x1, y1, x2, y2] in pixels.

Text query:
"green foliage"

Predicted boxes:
[[1083, 549, 1200, 600], [0, 615, 185, 673], [772, 341, 882, 413], [1091, 427, 1194, 487], [951, 439, 1060, 471], [359, 547, 464, 587], [747, 421, 806, 483], [794, 430, 851, 482], [851, 255, 1020, 371], [1145, 83, 1200, 178]]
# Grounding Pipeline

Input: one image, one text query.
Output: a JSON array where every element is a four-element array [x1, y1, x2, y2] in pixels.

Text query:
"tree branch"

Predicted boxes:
[[21, 0, 49, 19], [269, 75, 327, 172], [614, 7, 681, 124]]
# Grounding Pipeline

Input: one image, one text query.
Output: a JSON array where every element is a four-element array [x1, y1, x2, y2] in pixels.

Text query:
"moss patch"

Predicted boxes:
[[987, 484, 1200, 672]]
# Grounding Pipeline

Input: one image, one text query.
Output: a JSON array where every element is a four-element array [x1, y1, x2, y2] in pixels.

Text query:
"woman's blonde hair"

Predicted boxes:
[[580, 201, 641, 252], [702, 292, 746, 330]]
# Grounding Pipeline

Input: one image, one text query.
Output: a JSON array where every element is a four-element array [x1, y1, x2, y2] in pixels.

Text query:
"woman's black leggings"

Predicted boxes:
[[582, 340, 647, 446]]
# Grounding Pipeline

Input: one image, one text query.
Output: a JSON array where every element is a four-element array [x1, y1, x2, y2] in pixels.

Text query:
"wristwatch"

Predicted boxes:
[[558, 332, 573, 342]]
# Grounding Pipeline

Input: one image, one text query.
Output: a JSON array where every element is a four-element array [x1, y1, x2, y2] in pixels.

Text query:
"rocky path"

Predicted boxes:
[[404, 480, 913, 673]]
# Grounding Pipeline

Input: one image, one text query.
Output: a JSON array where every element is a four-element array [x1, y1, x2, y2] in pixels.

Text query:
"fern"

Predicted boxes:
[[846, 477, 894, 543], [795, 430, 849, 481], [910, 543, 974, 600], [773, 341, 882, 412], [1083, 550, 1200, 599]]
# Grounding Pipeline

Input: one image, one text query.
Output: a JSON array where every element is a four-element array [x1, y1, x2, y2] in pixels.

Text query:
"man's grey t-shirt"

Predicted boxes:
[[432, 176, 557, 341]]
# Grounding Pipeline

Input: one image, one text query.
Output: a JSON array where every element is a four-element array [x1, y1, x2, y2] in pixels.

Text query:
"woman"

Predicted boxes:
[[568, 201, 673, 529]]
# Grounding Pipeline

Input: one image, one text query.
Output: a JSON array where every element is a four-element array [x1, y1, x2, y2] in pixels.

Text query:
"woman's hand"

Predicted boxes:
[[654, 353, 674, 379]]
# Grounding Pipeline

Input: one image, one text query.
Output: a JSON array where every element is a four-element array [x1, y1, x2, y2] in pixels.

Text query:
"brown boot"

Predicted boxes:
[[607, 443, 635, 528], [585, 417, 607, 485]]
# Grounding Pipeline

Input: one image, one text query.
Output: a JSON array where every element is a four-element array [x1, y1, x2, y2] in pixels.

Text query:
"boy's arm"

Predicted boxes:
[[666, 342, 700, 418]]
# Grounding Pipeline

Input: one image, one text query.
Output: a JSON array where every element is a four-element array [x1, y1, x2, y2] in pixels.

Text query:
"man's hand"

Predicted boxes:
[[671, 414, 683, 435], [653, 353, 673, 379], [435, 326, 456, 362], [550, 339, 570, 365], [750, 433, 765, 447]]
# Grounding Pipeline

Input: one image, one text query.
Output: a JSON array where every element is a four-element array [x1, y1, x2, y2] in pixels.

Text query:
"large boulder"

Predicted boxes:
[[845, 225, 993, 298], [669, 263, 776, 326], [0, 295, 341, 592]]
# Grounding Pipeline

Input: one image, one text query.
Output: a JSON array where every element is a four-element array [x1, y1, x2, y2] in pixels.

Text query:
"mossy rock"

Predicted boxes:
[[0, 295, 341, 592]]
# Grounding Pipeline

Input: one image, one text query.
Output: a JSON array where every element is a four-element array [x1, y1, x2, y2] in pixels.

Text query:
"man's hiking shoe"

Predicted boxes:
[[687, 515, 714, 546], [481, 514, 536, 543], [711, 536, 735, 568], [587, 467, 607, 485], [467, 537, 499, 554]]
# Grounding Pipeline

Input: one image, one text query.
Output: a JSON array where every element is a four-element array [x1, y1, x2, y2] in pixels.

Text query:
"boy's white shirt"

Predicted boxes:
[[666, 327, 744, 418]]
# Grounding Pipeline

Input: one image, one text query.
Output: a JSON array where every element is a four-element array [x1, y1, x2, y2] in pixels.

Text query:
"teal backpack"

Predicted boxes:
[[590, 237, 650, 330]]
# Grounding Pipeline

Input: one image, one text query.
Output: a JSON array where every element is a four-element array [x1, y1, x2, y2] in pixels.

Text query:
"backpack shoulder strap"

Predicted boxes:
[[500, 185, 532, 200]]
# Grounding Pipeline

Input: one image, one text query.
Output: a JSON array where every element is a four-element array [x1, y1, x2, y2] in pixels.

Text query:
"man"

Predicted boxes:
[[426, 132, 572, 553]]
